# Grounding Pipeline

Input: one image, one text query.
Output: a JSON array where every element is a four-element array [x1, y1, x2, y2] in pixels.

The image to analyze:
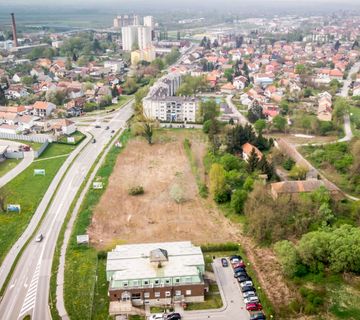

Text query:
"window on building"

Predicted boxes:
[[186, 290, 192, 296], [175, 278, 180, 283], [154, 279, 160, 285], [144, 292, 150, 299], [123, 282, 128, 287], [175, 290, 181, 296], [155, 292, 161, 298], [143, 280, 149, 285], [165, 291, 171, 297], [165, 279, 171, 284]]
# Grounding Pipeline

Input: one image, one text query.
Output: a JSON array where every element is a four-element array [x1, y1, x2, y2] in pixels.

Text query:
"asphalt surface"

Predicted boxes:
[[183, 258, 250, 320], [0, 102, 133, 320], [226, 95, 250, 126]]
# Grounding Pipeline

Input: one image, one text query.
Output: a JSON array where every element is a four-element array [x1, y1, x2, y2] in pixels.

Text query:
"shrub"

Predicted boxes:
[[128, 185, 144, 196], [231, 189, 248, 214], [201, 242, 239, 252], [283, 157, 295, 171]]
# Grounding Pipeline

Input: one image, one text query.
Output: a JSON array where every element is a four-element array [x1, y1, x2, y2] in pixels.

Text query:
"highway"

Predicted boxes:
[[0, 101, 133, 320]]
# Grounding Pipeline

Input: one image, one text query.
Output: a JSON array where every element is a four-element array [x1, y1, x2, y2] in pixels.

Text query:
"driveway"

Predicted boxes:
[[183, 258, 250, 320], [226, 95, 250, 126]]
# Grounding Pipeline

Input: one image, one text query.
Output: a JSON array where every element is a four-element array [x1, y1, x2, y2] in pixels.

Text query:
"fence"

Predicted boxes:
[[34, 140, 50, 159], [0, 132, 50, 143], [5, 151, 24, 159]]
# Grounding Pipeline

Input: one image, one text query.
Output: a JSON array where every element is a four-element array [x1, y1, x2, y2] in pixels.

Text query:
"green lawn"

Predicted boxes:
[[85, 95, 133, 116], [57, 131, 86, 145], [186, 283, 223, 311], [349, 105, 360, 137], [0, 159, 21, 178], [63, 131, 131, 320], [0, 143, 76, 265]]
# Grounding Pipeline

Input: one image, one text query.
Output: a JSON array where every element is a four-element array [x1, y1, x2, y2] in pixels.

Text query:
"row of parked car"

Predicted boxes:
[[221, 255, 266, 320], [149, 312, 181, 320]]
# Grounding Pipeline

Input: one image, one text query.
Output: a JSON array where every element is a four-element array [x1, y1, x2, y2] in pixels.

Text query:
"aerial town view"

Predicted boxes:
[[0, 0, 360, 319]]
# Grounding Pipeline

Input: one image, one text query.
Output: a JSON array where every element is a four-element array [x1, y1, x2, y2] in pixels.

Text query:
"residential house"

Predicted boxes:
[[262, 103, 280, 119], [317, 92, 333, 121], [242, 142, 263, 162], [220, 82, 236, 94], [52, 119, 77, 136], [33, 101, 56, 117], [233, 76, 247, 90]]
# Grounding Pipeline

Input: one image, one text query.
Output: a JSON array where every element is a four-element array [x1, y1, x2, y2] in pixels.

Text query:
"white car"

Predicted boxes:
[[35, 233, 43, 242], [149, 314, 164, 320], [243, 291, 257, 299], [244, 296, 259, 304], [240, 280, 253, 288]]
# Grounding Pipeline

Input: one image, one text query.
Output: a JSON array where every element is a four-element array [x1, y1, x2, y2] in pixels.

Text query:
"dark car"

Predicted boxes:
[[241, 285, 256, 293], [92, 139, 96, 143], [221, 258, 228, 267], [111, 130, 115, 133], [165, 313, 181, 320], [233, 266, 246, 273], [105, 126, 110, 130], [234, 271, 248, 278], [95, 125, 101, 128], [237, 275, 252, 283], [250, 312, 266, 320]]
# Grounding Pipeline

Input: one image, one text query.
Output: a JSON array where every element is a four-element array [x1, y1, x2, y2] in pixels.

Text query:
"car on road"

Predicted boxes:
[[95, 125, 101, 128], [105, 126, 110, 130], [244, 296, 260, 304], [243, 291, 257, 299], [250, 312, 266, 320], [111, 130, 115, 133], [92, 139, 96, 143], [221, 258, 228, 267], [241, 285, 256, 293], [35, 233, 43, 242], [240, 280, 253, 288], [246, 302, 263, 311], [165, 312, 181, 320], [149, 314, 164, 320]]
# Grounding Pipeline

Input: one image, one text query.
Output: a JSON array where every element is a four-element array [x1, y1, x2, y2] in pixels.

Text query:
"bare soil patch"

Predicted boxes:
[[88, 130, 238, 248]]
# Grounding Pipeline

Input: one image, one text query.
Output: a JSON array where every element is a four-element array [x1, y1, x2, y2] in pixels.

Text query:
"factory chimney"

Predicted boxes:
[[10, 13, 18, 48]]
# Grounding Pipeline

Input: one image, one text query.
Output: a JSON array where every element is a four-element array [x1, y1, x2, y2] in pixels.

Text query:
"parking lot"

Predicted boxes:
[[182, 258, 250, 320]]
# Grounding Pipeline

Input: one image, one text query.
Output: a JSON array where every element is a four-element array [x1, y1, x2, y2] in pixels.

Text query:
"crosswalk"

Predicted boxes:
[[18, 260, 40, 319]]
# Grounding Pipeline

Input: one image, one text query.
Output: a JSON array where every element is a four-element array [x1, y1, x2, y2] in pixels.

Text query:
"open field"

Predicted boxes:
[[88, 130, 239, 248], [0, 143, 76, 265], [0, 159, 21, 178]]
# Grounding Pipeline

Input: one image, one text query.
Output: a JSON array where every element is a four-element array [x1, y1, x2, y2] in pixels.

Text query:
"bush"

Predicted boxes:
[[201, 242, 240, 252], [128, 185, 144, 196], [283, 158, 295, 171], [97, 251, 107, 259], [231, 189, 248, 214]]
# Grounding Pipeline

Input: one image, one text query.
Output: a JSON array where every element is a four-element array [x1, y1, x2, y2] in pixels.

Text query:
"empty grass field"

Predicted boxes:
[[0, 143, 76, 265]]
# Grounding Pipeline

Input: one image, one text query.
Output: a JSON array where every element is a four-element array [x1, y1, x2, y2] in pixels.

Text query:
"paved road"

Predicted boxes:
[[183, 258, 250, 320], [339, 61, 360, 98], [226, 95, 250, 126], [0, 102, 133, 320], [0, 151, 33, 188]]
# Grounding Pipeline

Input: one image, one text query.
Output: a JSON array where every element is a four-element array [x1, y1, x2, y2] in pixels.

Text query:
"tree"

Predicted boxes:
[[142, 121, 154, 145], [65, 57, 72, 70], [165, 48, 181, 66], [220, 153, 242, 171], [274, 240, 301, 278], [295, 64, 306, 75], [248, 104, 264, 123], [224, 68, 234, 82], [231, 189, 248, 214], [209, 164, 229, 203], [272, 115, 286, 132], [288, 165, 308, 180], [21, 76, 34, 87], [333, 97, 349, 125], [200, 100, 219, 122], [247, 148, 259, 173], [254, 119, 266, 134]]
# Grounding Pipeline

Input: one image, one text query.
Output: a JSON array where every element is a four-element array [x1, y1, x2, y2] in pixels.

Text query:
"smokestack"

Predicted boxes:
[[10, 13, 18, 48]]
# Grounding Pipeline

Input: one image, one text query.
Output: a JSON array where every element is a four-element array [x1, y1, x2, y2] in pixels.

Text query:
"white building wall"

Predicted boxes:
[[122, 26, 138, 51], [138, 26, 152, 50]]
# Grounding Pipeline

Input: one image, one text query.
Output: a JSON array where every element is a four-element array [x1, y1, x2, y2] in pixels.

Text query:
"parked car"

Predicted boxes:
[[111, 130, 115, 133], [234, 271, 248, 278], [246, 302, 263, 311], [243, 291, 257, 299], [244, 296, 260, 304], [232, 261, 246, 268], [35, 233, 43, 242], [95, 125, 101, 128], [241, 286, 256, 293], [105, 126, 110, 130], [92, 139, 96, 143], [221, 258, 228, 267], [149, 314, 164, 320], [165, 313, 181, 320], [237, 275, 252, 283], [230, 255, 242, 262], [250, 312, 266, 320], [240, 280, 253, 288], [233, 266, 246, 273]]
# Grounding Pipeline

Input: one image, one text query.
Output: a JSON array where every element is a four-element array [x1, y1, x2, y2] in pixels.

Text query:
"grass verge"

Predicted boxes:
[[0, 143, 76, 265], [57, 131, 86, 145], [51, 130, 131, 320], [0, 159, 21, 178]]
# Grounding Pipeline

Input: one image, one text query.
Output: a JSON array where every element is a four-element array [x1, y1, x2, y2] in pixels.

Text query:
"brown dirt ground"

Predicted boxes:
[[88, 129, 298, 313]]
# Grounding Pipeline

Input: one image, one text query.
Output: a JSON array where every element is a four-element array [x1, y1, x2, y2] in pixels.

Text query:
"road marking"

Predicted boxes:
[[18, 260, 41, 319]]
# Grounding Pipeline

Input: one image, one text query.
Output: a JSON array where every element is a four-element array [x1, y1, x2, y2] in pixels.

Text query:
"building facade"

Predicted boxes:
[[106, 242, 205, 306], [138, 26, 152, 50], [122, 26, 138, 51]]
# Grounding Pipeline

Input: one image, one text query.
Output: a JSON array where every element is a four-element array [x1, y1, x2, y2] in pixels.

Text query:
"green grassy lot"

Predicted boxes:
[[57, 131, 86, 145], [349, 105, 360, 137], [85, 95, 133, 116], [0, 143, 76, 265], [186, 283, 222, 311], [63, 131, 131, 320], [0, 159, 21, 178]]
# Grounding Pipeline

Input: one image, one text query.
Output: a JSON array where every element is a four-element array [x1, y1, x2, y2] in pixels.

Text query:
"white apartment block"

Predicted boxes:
[[144, 16, 155, 30], [138, 26, 152, 50], [122, 26, 138, 51]]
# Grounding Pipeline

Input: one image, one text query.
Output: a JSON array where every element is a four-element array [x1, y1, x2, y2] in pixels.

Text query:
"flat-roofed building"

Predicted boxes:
[[106, 241, 205, 306]]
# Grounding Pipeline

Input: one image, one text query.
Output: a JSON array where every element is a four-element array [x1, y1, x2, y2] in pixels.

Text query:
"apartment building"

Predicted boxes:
[[122, 26, 138, 51], [106, 241, 205, 306], [138, 26, 152, 50]]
